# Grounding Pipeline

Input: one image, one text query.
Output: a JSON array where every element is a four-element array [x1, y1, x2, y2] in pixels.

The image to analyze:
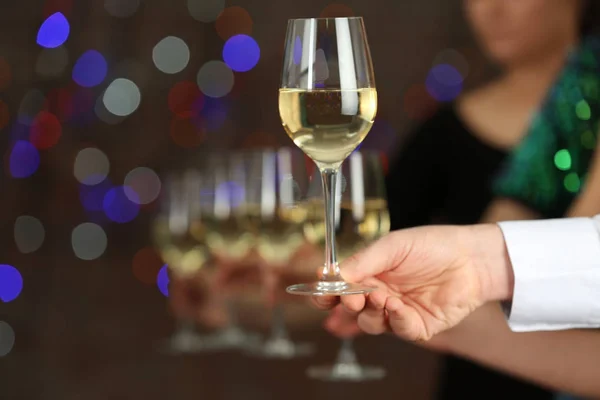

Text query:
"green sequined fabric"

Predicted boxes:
[[492, 36, 600, 218]]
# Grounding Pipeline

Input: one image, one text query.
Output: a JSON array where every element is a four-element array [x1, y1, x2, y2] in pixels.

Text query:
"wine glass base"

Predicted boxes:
[[156, 327, 261, 354], [286, 281, 375, 296], [307, 363, 386, 382], [246, 337, 315, 359]]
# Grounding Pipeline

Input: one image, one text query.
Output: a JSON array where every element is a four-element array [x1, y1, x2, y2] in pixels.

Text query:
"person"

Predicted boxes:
[[386, 0, 600, 397], [314, 216, 600, 398]]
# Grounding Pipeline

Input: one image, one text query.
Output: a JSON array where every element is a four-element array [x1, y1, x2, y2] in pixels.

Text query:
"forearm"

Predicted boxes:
[[446, 304, 600, 398]]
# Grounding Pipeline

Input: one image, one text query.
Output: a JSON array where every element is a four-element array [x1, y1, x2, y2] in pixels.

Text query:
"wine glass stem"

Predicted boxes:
[[320, 168, 341, 281], [271, 304, 289, 340], [336, 338, 358, 365]]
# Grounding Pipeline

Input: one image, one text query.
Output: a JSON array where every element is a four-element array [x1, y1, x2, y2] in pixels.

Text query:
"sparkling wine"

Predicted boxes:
[[255, 206, 309, 265], [279, 88, 377, 167], [153, 217, 208, 276]]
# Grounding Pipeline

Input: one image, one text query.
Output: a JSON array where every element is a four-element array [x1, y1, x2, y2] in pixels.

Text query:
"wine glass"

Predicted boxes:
[[305, 150, 390, 380], [196, 152, 262, 350], [247, 148, 315, 358], [279, 16, 378, 296], [152, 168, 212, 354]]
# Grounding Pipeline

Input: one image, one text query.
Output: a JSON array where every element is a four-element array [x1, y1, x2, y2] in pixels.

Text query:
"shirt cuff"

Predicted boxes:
[[497, 217, 600, 332]]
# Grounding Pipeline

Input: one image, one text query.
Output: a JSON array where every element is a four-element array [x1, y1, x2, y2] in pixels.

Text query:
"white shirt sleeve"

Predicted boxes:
[[497, 216, 600, 332]]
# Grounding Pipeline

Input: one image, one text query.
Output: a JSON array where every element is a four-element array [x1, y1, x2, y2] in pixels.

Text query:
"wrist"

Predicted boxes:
[[467, 224, 514, 304]]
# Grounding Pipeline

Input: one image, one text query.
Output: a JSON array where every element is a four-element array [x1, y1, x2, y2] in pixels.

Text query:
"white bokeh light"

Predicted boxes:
[[35, 46, 69, 78], [124, 167, 161, 204], [0, 321, 15, 357], [94, 92, 125, 125], [153, 36, 190, 74], [197, 61, 234, 98], [187, 0, 225, 22], [103, 78, 141, 117], [74, 148, 110, 185], [72, 223, 108, 261], [14, 216, 45, 254], [104, 0, 141, 18]]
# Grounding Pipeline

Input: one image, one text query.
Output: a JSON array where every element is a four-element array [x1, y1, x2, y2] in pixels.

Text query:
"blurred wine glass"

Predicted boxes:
[[305, 150, 390, 380], [152, 168, 212, 354], [246, 148, 315, 359]]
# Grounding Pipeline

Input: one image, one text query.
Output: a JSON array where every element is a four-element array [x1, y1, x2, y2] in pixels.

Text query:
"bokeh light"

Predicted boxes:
[[103, 78, 141, 117], [0, 57, 11, 90], [564, 172, 581, 193], [0, 100, 10, 130], [554, 149, 572, 171], [35, 46, 69, 78], [9, 141, 40, 178], [223, 34, 260, 72], [215, 6, 253, 41], [187, 0, 225, 23], [132, 247, 164, 286], [197, 61, 234, 98], [79, 178, 114, 211], [74, 147, 110, 185], [0, 321, 15, 357], [45, 86, 73, 122], [319, 3, 355, 18], [103, 186, 140, 223], [124, 167, 161, 205], [576, 99, 591, 120], [72, 223, 107, 260], [30, 111, 62, 149], [168, 81, 203, 117], [104, 0, 141, 18], [14, 216, 45, 254], [403, 83, 439, 120], [152, 36, 190, 75], [433, 49, 469, 78], [156, 264, 169, 297], [196, 96, 228, 132], [18, 89, 46, 125], [170, 114, 205, 148], [0, 265, 23, 303], [37, 12, 70, 49], [68, 86, 95, 126], [425, 64, 463, 102], [94, 92, 125, 125], [72, 50, 107, 87]]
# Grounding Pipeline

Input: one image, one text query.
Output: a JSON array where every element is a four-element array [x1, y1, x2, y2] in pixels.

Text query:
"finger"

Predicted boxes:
[[340, 233, 405, 283], [325, 306, 361, 338], [311, 295, 339, 310], [340, 294, 365, 314], [356, 290, 388, 335], [385, 296, 427, 341]]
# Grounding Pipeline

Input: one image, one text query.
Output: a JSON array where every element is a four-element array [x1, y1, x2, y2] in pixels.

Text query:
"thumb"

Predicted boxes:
[[340, 232, 407, 283]]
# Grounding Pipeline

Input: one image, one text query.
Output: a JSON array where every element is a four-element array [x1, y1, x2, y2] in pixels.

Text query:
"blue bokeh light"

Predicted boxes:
[[10, 121, 30, 141], [72, 50, 108, 87], [79, 178, 114, 211], [293, 36, 302, 65], [425, 64, 463, 102], [9, 141, 40, 178], [103, 186, 140, 223], [222, 34, 260, 72], [218, 181, 245, 209], [0, 265, 23, 303], [157, 264, 169, 297], [194, 97, 228, 132], [37, 12, 70, 49]]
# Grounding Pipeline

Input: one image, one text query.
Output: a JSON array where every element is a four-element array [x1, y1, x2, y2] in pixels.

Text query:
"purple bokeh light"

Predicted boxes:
[[222, 34, 260, 72], [9, 141, 40, 178], [157, 265, 169, 297], [37, 12, 70, 49], [103, 186, 140, 223], [72, 50, 108, 87], [79, 178, 114, 211], [0, 265, 23, 303], [293, 36, 302, 65], [425, 64, 463, 102]]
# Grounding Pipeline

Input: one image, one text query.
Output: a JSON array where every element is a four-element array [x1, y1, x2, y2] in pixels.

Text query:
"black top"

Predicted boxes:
[[386, 106, 506, 228], [385, 106, 554, 400]]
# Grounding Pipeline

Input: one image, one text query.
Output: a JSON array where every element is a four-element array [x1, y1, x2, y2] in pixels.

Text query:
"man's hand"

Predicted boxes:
[[314, 224, 513, 341]]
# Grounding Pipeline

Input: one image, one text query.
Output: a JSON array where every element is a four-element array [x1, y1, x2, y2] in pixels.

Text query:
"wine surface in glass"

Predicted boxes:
[[279, 88, 377, 167]]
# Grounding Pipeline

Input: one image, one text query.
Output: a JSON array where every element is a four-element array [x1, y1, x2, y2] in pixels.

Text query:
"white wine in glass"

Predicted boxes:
[[279, 17, 378, 296]]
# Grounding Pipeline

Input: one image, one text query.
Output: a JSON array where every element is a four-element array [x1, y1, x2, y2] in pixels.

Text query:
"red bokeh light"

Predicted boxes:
[[170, 115, 205, 148], [168, 81, 204, 117], [215, 6, 253, 41], [30, 111, 62, 149]]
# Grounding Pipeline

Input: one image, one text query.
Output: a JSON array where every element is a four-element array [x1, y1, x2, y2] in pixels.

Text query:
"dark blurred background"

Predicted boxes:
[[0, 0, 500, 399]]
